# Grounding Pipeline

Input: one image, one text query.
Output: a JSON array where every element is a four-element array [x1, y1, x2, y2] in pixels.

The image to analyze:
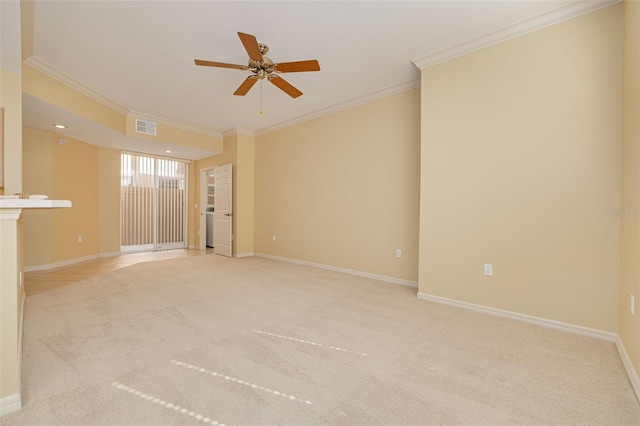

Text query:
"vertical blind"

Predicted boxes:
[[120, 153, 187, 252]]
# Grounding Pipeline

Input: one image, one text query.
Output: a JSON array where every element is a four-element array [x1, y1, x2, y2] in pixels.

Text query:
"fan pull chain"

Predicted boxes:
[[258, 80, 264, 116]]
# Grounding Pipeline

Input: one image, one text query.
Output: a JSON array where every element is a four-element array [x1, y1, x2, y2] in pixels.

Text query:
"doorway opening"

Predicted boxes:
[[199, 164, 232, 256], [205, 170, 215, 248]]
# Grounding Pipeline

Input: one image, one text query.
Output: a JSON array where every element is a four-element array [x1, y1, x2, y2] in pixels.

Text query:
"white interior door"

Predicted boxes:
[[214, 163, 232, 257]]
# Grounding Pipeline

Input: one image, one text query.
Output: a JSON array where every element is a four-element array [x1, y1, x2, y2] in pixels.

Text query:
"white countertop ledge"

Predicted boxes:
[[0, 199, 72, 209]]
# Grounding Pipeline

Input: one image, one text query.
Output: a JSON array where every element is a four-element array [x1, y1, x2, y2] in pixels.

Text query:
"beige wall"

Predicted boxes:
[[22, 129, 102, 267], [419, 5, 623, 332], [51, 136, 100, 262], [236, 133, 255, 255], [255, 89, 421, 282], [22, 128, 54, 266], [52, 138, 100, 262], [620, 0, 640, 379]]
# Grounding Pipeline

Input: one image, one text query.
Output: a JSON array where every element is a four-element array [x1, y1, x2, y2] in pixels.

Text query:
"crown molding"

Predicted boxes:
[[25, 56, 223, 139], [24, 56, 129, 115], [222, 127, 255, 139], [412, 0, 620, 70], [127, 110, 222, 139], [23, 54, 415, 141], [255, 78, 420, 137]]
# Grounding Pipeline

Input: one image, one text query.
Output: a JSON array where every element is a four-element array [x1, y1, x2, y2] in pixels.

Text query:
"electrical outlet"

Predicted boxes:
[[632, 294, 635, 316], [272, 235, 277, 242], [77, 235, 83, 243], [484, 264, 493, 276], [395, 249, 402, 258]]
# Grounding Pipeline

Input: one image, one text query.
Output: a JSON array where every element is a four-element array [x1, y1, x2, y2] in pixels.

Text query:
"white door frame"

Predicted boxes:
[[199, 167, 215, 250]]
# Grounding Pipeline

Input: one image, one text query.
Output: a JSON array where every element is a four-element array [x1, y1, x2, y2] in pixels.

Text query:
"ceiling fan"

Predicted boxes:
[[194, 32, 320, 99]]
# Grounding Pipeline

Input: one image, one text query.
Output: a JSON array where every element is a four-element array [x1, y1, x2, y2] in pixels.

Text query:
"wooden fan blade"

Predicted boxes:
[[237, 32, 263, 62], [270, 76, 303, 98], [234, 76, 258, 96], [275, 60, 320, 73], [194, 59, 246, 70]]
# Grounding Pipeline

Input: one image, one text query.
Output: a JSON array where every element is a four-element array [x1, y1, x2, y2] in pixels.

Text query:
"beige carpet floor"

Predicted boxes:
[[3, 254, 639, 425]]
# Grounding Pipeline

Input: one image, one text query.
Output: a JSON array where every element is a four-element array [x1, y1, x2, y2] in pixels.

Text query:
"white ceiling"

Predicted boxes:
[[1, 0, 21, 73], [14, 0, 614, 159]]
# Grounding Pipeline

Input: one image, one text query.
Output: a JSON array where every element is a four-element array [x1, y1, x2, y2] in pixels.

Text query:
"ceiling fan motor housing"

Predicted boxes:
[[249, 56, 276, 79]]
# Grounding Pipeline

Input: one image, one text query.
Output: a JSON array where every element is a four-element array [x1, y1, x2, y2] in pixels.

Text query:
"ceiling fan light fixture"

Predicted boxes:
[[194, 32, 320, 98]]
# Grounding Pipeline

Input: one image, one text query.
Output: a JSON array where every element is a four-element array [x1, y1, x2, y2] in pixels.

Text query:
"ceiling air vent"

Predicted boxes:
[[135, 119, 156, 136]]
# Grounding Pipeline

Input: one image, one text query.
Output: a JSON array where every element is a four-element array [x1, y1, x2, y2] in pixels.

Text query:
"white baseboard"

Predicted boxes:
[[23, 251, 124, 272], [615, 335, 640, 403], [0, 394, 21, 417], [18, 293, 25, 399], [255, 253, 418, 288], [24, 253, 103, 272], [235, 252, 255, 258], [416, 292, 617, 342], [23, 248, 216, 272]]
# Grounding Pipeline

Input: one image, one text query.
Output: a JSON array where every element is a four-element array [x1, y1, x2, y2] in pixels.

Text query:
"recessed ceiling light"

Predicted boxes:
[[52, 124, 68, 129], [165, 150, 172, 153]]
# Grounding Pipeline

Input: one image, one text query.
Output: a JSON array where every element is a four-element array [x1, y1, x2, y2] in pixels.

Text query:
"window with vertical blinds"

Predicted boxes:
[[120, 153, 187, 252]]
